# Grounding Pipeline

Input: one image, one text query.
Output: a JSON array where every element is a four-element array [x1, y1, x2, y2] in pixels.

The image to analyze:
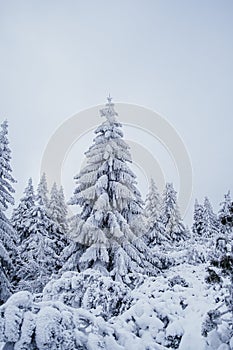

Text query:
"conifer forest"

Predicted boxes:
[[0, 99, 232, 350]]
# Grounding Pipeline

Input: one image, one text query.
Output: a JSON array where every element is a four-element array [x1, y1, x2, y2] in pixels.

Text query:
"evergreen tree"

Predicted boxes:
[[144, 178, 161, 225], [192, 199, 205, 239], [37, 172, 49, 210], [202, 197, 219, 238], [0, 120, 17, 303], [208, 193, 233, 272], [0, 211, 17, 303], [0, 120, 16, 210], [17, 195, 58, 293], [143, 178, 166, 246], [219, 191, 233, 235], [161, 183, 187, 243], [67, 97, 159, 281], [11, 178, 36, 242], [58, 186, 69, 234], [48, 183, 69, 260]]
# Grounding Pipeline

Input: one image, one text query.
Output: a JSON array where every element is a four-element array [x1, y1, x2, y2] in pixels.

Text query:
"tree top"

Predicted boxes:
[[100, 95, 118, 122]]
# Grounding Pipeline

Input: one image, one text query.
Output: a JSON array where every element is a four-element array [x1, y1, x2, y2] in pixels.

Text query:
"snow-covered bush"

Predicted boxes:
[[205, 267, 223, 285], [202, 308, 232, 350], [43, 269, 132, 319], [168, 275, 189, 288], [149, 253, 174, 271], [120, 272, 147, 289], [115, 273, 188, 350], [186, 241, 207, 264], [203, 225, 233, 350], [0, 291, 109, 350], [1, 260, 229, 350], [0, 282, 186, 350], [209, 235, 233, 278], [211, 253, 233, 277], [184, 236, 221, 266]]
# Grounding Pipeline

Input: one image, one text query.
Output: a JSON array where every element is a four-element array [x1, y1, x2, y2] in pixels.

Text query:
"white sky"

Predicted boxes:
[[0, 0, 233, 224]]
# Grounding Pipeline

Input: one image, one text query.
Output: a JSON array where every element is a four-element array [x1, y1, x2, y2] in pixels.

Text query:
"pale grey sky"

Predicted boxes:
[[0, 0, 233, 223]]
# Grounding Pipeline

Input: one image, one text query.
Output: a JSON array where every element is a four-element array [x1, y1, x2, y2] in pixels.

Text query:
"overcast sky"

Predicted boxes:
[[0, 0, 233, 224]]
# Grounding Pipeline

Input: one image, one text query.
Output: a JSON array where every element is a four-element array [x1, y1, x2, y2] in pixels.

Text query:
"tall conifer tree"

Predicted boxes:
[[0, 120, 17, 303], [67, 97, 159, 281]]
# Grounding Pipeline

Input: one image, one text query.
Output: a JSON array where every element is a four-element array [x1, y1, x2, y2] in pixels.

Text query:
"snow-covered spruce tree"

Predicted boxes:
[[0, 121, 16, 211], [58, 185, 69, 234], [11, 178, 36, 242], [48, 183, 69, 259], [37, 172, 49, 211], [144, 178, 161, 223], [143, 178, 166, 247], [0, 120, 17, 304], [202, 197, 219, 239], [66, 97, 160, 282], [16, 188, 58, 293], [208, 193, 233, 274], [160, 183, 188, 243], [219, 191, 233, 236], [192, 199, 205, 239], [185, 199, 206, 263]]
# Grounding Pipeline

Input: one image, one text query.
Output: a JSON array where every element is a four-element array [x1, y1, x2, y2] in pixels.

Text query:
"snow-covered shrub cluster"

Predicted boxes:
[[203, 204, 233, 350], [0, 290, 111, 350], [2, 264, 226, 350], [202, 289, 233, 350], [43, 269, 132, 319], [168, 275, 189, 288]]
